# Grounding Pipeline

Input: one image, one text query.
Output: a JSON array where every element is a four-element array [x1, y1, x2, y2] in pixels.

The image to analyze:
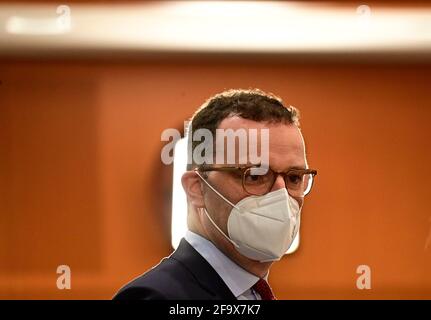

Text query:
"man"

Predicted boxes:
[[113, 89, 317, 300]]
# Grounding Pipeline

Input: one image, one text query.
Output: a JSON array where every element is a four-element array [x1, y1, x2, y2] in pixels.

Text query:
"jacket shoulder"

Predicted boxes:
[[112, 256, 203, 300]]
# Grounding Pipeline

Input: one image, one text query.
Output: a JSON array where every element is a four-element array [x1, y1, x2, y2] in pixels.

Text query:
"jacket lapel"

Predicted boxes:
[[171, 238, 236, 300]]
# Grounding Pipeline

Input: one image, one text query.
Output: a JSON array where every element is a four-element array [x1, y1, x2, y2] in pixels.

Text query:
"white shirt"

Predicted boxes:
[[184, 230, 267, 300]]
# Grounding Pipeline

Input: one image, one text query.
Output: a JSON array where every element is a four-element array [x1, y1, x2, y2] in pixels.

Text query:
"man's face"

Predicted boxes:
[[200, 116, 307, 240]]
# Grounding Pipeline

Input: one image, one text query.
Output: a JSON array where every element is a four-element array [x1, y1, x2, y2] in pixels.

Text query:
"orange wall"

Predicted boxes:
[[0, 59, 430, 299]]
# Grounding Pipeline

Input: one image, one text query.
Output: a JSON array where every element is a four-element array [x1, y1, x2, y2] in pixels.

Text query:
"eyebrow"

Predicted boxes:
[[287, 166, 307, 171]]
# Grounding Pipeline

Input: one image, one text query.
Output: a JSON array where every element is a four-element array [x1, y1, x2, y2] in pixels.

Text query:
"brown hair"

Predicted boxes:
[[186, 88, 300, 170]]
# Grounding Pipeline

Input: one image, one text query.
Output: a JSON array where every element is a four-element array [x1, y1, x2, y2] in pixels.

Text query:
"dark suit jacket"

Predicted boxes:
[[113, 238, 236, 300]]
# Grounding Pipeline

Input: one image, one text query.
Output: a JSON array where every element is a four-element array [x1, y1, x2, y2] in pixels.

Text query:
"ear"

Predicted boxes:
[[181, 171, 205, 208]]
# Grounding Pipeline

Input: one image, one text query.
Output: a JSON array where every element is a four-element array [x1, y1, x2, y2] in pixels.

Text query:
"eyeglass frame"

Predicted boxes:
[[194, 164, 317, 197]]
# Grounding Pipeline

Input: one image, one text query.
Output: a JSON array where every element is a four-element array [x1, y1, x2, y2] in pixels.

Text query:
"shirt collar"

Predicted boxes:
[[184, 230, 263, 298]]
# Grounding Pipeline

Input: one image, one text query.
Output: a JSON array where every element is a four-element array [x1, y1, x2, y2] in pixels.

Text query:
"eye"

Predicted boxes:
[[287, 173, 303, 185], [245, 173, 263, 183]]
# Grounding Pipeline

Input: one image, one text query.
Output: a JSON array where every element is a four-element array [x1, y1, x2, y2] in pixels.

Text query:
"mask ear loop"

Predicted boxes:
[[195, 171, 240, 248], [198, 207, 240, 249]]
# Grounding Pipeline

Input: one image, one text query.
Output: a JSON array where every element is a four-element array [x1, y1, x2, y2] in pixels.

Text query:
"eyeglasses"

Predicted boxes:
[[195, 165, 317, 197]]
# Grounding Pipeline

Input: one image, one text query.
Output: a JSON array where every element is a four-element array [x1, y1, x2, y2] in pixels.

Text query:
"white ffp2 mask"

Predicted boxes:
[[196, 172, 301, 262]]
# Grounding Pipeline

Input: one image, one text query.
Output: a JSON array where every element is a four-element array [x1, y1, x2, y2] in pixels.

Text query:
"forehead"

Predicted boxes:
[[217, 116, 306, 170]]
